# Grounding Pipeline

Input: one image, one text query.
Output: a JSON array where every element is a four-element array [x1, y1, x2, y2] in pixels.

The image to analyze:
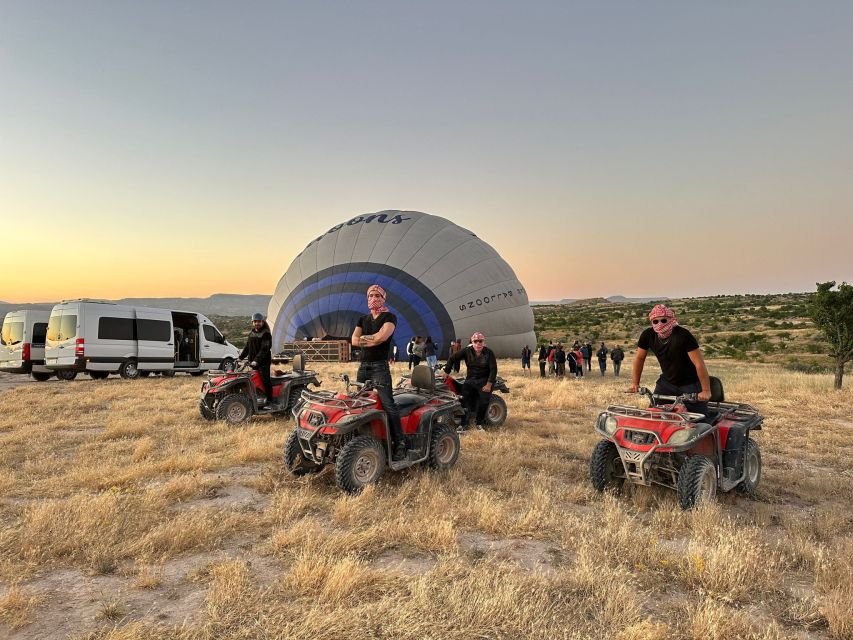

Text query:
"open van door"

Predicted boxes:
[[136, 309, 174, 372]]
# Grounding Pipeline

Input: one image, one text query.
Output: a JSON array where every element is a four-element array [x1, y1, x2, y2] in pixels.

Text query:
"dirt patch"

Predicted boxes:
[[371, 550, 437, 576], [169, 484, 271, 513], [458, 532, 567, 574]]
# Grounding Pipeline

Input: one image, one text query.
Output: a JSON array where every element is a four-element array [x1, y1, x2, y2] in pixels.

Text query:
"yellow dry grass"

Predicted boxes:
[[0, 358, 851, 639]]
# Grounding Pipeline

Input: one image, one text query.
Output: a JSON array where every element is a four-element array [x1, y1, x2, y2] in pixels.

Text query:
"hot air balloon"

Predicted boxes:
[[268, 210, 535, 358]]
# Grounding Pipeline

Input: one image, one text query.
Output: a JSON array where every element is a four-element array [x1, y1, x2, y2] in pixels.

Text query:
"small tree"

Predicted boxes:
[[810, 281, 853, 389]]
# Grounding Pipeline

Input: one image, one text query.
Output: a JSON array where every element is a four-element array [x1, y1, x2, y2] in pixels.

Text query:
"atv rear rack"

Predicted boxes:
[[299, 389, 376, 411]]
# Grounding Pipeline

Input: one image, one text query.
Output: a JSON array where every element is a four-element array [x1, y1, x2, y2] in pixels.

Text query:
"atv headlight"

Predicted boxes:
[[604, 416, 619, 435], [668, 427, 695, 445]]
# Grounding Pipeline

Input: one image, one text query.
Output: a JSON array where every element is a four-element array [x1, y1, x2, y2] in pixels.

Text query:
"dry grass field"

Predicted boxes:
[[1, 359, 852, 640]]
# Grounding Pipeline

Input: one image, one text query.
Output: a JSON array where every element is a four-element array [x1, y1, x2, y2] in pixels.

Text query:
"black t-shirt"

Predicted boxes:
[[356, 312, 396, 362], [638, 325, 700, 386]]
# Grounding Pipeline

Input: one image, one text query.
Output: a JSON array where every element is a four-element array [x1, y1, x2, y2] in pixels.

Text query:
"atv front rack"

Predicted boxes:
[[605, 405, 705, 424], [299, 389, 376, 411]]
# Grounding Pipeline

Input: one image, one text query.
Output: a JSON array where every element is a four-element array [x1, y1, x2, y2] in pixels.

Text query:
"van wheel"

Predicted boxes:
[[216, 394, 253, 425], [119, 360, 139, 379], [90, 371, 109, 380], [221, 358, 235, 372], [57, 370, 77, 381], [32, 372, 52, 382], [190, 371, 203, 377]]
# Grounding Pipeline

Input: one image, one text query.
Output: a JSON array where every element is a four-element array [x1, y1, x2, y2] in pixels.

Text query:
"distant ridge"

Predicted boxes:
[[0, 293, 271, 318], [531, 295, 669, 306]]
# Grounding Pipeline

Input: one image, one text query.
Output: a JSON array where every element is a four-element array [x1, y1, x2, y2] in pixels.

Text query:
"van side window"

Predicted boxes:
[[203, 324, 224, 344], [98, 317, 135, 341], [137, 319, 171, 342], [32, 323, 48, 346]]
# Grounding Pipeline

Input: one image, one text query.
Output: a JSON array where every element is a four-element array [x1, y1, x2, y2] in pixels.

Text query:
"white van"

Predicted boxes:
[[44, 300, 240, 379], [1, 310, 78, 381]]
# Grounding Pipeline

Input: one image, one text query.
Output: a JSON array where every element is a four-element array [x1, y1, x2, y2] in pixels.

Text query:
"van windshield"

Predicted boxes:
[[47, 314, 78, 342], [1, 321, 24, 346]]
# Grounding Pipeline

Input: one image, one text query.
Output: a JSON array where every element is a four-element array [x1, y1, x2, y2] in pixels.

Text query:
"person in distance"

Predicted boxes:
[[442, 332, 498, 430]]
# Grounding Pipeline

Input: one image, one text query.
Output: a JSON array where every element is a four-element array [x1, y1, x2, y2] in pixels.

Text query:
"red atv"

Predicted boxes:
[[590, 377, 763, 510], [285, 364, 463, 493], [397, 369, 510, 429], [199, 354, 320, 425]]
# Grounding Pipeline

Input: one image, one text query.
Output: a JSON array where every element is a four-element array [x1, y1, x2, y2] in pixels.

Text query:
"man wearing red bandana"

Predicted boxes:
[[442, 332, 498, 429], [629, 304, 711, 414], [352, 285, 406, 461]]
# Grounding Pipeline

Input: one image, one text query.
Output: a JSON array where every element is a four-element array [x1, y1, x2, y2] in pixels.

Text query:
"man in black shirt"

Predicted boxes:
[[629, 305, 711, 414], [442, 332, 498, 429], [351, 285, 406, 461], [240, 313, 273, 406]]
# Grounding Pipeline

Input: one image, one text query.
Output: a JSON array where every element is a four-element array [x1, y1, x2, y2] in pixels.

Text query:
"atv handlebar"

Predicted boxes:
[[632, 387, 697, 405]]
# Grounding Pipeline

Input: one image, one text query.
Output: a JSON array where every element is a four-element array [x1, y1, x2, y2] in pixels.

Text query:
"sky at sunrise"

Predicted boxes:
[[1, 1, 852, 303]]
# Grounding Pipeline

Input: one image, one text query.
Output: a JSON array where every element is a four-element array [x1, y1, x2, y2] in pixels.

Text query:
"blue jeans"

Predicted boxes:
[[426, 355, 437, 369], [357, 360, 404, 444]]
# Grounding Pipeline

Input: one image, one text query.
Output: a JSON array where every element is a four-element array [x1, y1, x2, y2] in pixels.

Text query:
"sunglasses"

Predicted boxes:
[[472, 339, 484, 343], [651, 318, 669, 325]]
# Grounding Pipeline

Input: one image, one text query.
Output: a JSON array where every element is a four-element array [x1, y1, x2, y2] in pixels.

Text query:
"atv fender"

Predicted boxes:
[[330, 409, 389, 439]]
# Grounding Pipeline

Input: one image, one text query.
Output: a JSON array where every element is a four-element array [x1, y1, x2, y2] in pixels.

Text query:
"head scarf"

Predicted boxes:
[[471, 331, 486, 354], [367, 284, 389, 313], [648, 304, 678, 339]]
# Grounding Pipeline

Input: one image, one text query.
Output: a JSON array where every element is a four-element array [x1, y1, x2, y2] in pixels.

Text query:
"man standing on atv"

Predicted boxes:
[[240, 313, 273, 406], [351, 285, 407, 461], [442, 331, 498, 429], [629, 304, 711, 414]]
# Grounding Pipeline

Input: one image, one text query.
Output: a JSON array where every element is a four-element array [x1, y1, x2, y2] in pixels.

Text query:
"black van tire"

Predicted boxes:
[[90, 371, 109, 380], [57, 370, 77, 381], [119, 360, 139, 380], [32, 372, 52, 382]]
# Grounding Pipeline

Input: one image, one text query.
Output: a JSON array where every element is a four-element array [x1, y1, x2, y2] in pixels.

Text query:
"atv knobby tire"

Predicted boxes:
[[284, 430, 322, 476], [482, 395, 508, 428], [427, 425, 460, 470], [677, 456, 717, 510], [216, 393, 253, 425], [199, 400, 216, 421], [736, 438, 762, 496], [590, 440, 625, 493], [335, 435, 386, 494]]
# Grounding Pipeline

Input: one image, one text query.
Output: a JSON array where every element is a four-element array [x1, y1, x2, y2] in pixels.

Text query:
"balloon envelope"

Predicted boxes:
[[268, 210, 536, 358]]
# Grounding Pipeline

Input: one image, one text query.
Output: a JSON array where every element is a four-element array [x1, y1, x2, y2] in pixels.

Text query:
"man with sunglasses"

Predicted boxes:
[[629, 304, 711, 415], [442, 332, 498, 429]]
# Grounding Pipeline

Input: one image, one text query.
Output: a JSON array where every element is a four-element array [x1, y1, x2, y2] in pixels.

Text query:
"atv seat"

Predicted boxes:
[[292, 353, 305, 373], [410, 364, 435, 392], [394, 392, 432, 416], [710, 376, 724, 403]]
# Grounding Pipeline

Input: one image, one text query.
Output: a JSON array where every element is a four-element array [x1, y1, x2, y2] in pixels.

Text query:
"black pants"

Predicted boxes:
[[462, 378, 491, 424], [539, 360, 546, 377], [613, 361, 622, 376], [599, 359, 607, 375], [255, 363, 272, 403], [357, 360, 404, 444], [653, 377, 707, 416]]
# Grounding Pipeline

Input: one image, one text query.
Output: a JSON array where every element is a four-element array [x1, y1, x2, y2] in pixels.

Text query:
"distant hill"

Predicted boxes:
[[0, 294, 271, 319], [531, 295, 669, 306]]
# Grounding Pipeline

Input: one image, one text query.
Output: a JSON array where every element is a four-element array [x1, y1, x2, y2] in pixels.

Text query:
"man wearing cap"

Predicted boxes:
[[240, 313, 273, 406], [442, 332, 498, 429], [351, 285, 407, 461], [629, 304, 711, 414]]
